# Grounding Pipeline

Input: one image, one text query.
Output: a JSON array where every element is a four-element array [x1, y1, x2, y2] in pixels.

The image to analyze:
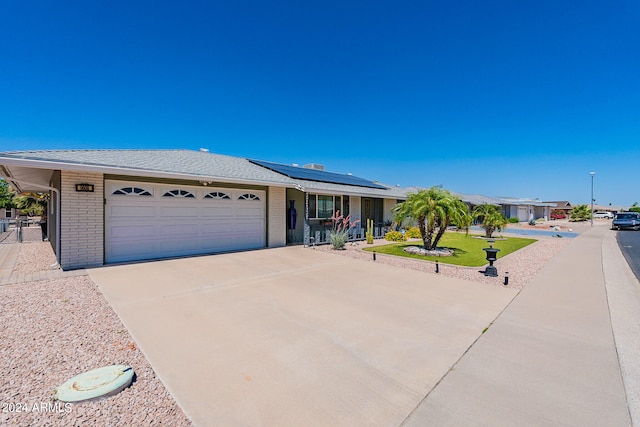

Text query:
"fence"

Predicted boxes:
[[309, 223, 388, 246]]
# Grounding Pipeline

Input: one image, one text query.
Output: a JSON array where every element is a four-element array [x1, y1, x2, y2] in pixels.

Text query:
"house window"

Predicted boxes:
[[239, 193, 260, 201], [307, 194, 349, 219], [163, 189, 195, 198], [112, 187, 152, 196], [204, 191, 231, 200]]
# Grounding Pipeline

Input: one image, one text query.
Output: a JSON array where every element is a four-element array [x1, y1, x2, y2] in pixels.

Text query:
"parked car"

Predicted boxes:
[[593, 211, 614, 219], [612, 212, 640, 230]]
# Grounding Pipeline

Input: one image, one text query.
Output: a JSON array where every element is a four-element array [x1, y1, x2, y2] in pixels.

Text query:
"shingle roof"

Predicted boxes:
[[0, 149, 409, 198], [0, 149, 294, 185]]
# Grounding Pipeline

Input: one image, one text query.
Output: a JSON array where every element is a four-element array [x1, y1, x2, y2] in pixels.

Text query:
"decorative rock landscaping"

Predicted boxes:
[[403, 246, 454, 257]]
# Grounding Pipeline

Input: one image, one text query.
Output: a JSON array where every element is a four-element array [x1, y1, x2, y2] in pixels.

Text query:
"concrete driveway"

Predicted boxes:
[[89, 246, 517, 426]]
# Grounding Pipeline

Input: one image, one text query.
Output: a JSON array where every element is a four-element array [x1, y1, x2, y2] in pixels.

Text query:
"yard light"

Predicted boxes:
[[435, 260, 439, 273], [504, 272, 509, 286], [483, 239, 500, 277], [373, 251, 376, 261]]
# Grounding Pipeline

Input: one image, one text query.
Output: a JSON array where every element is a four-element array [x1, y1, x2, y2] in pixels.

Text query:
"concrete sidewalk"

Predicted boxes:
[[403, 226, 633, 426]]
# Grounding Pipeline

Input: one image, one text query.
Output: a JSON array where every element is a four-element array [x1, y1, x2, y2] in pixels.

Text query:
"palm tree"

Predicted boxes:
[[393, 187, 471, 250], [472, 203, 508, 238]]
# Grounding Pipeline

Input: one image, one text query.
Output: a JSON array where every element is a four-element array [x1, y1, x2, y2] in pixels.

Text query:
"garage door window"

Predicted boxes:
[[163, 189, 195, 198], [204, 191, 231, 200], [112, 187, 153, 196], [239, 193, 260, 201]]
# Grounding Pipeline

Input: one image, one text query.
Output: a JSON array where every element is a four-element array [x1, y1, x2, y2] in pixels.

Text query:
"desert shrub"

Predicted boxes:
[[405, 227, 422, 238], [385, 230, 406, 242], [328, 230, 348, 250], [570, 204, 591, 222], [508, 217, 520, 224], [329, 210, 359, 250]]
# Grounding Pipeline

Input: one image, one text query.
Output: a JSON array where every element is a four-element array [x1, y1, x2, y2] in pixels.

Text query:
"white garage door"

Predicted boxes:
[[105, 180, 266, 263]]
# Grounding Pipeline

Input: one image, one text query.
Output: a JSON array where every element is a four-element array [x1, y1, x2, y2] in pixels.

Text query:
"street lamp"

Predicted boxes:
[[590, 171, 596, 226]]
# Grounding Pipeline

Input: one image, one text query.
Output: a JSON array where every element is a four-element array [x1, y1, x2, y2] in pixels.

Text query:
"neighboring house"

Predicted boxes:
[[0, 150, 406, 270], [495, 197, 555, 222], [544, 201, 572, 219], [1, 207, 17, 220], [592, 204, 625, 214]]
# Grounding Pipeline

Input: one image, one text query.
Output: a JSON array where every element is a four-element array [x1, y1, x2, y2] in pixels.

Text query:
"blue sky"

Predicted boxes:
[[2, 1, 639, 206]]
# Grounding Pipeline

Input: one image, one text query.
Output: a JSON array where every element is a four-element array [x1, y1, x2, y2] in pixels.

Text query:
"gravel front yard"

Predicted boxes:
[[1, 242, 192, 426]]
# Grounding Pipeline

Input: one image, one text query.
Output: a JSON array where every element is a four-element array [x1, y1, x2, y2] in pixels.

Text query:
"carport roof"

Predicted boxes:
[[0, 149, 408, 198]]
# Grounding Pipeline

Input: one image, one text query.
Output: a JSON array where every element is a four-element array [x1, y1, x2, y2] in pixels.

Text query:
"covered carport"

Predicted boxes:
[[0, 163, 60, 264]]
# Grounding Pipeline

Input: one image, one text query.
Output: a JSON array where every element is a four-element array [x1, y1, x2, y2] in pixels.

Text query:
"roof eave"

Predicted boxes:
[[0, 156, 291, 188]]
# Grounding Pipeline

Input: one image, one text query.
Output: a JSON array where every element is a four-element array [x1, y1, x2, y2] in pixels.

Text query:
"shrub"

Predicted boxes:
[[405, 227, 422, 238], [570, 204, 591, 222], [385, 230, 406, 242], [508, 217, 520, 224], [328, 230, 348, 250], [329, 210, 359, 250]]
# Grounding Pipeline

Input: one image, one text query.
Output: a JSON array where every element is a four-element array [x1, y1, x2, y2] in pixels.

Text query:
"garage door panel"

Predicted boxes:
[[110, 205, 157, 218], [236, 207, 264, 217], [109, 225, 155, 239], [106, 180, 266, 264], [162, 223, 202, 237], [201, 206, 234, 217], [200, 222, 236, 234], [160, 206, 198, 218], [108, 241, 156, 258], [157, 239, 200, 254]]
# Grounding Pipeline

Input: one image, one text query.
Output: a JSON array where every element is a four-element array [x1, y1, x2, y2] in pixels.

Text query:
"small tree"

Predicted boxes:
[[472, 203, 508, 238], [570, 204, 591, 222], [393, 187, 471, 250], [0, 179, 15, 209]]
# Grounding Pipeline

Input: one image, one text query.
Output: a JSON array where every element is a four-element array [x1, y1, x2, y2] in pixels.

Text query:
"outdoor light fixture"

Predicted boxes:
[[483, 239, 500, 277], [504, 272, 509, 286], [590, 171, 596, 227], [373, 251, 376, 261], [435, 260, 439, 273]]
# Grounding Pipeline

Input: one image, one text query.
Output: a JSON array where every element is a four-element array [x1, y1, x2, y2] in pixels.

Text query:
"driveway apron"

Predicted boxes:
[[89, 246, 516, 426]]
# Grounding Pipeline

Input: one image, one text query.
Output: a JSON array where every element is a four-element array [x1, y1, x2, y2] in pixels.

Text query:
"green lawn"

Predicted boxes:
[[363, 233, 536, 267]]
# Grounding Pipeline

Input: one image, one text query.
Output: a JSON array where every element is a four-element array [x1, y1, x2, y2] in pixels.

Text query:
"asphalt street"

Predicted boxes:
[[617, 229, 640, 282]]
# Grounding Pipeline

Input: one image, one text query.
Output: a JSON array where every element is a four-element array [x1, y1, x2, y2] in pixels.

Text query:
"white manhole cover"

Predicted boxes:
[[53, 365, 134, 402]]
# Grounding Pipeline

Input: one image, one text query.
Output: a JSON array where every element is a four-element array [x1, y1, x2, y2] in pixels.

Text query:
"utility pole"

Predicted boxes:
[[590, 171, 595, 226]]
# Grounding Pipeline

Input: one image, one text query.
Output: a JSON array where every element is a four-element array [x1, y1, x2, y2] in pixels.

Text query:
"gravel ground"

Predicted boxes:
[[1, 243, 192, 426], [314, 232, 571, 290]]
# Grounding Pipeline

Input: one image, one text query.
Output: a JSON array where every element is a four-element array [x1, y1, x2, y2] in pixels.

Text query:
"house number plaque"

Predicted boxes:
[[75, 183, 95, 192]]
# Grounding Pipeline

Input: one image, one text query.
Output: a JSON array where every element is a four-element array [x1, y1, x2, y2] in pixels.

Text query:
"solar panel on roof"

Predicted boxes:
[[248, 159, 388, 189]]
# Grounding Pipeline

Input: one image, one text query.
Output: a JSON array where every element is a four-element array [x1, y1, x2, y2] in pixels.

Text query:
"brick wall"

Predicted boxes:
[[60, 171, 104, 270], [268, 186, 286, 247]]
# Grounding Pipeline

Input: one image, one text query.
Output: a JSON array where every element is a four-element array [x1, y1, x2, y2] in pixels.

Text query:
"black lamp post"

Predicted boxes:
[[483, 239, 500, 277]]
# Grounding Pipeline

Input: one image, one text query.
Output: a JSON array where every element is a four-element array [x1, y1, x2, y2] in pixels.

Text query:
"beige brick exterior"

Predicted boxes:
[[60, 171, 104, 270], [268, 186, 286, 247]]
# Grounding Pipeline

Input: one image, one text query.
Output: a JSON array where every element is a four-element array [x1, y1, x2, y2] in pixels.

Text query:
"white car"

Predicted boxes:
[[593, 211, 614, 219]]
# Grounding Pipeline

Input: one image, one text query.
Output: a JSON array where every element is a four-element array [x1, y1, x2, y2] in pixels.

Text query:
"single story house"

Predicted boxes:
[[544, 201, 573, 219], [0, 149, 406, 270], [495, 197, 555, 222]]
